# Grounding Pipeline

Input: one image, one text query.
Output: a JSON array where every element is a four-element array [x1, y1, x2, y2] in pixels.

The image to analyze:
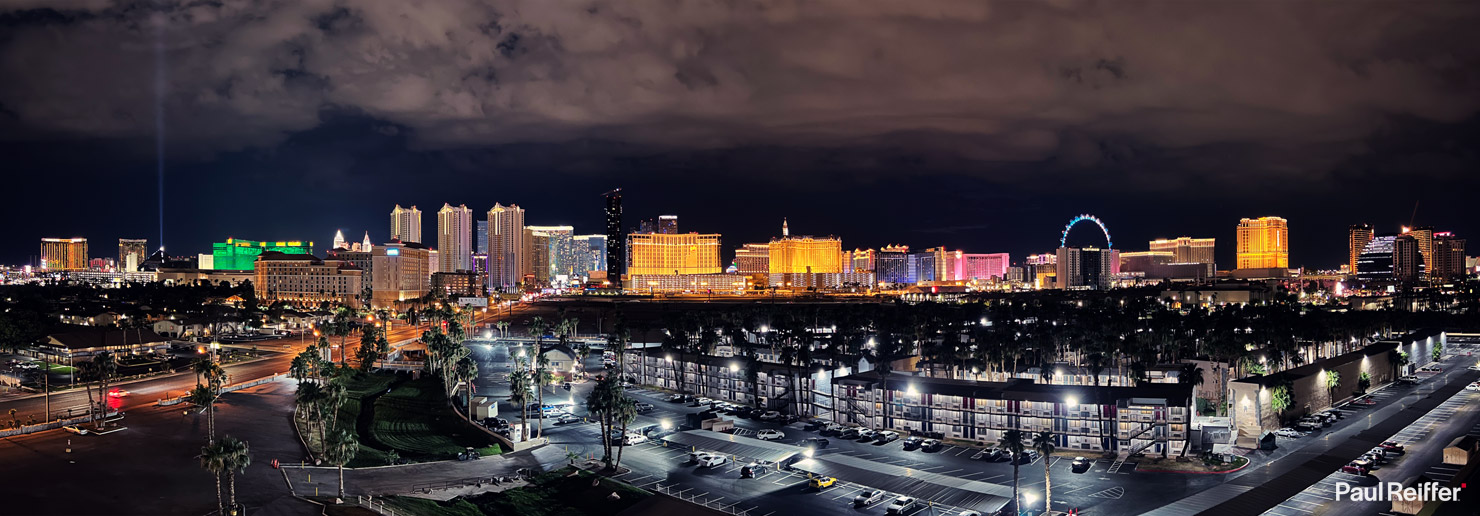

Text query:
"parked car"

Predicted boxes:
[[856, 428, 879, 441], [809, 475, 837, 489], [695, 397, 715, 406], [1341, 462, 1369, 475], [697, 453, 728, 468], [1010, 450, 1040, 464], [1294, 421, 1320, 432], [1467, 382, 1480, 392], [1072, 456, 1091, 473], [800, 437, 830, 449], [62, 425, 88, 435], [902, 436, 924, 450], [854, 489, 887, 507], [759, 411, 782, 421], [1362, 451, 1387, 464], [783, 414, 802, 424], [886, 496, 918, 515], [840, 427, 861, 439], [757, 429, 785, 441], [803, 420, 826, 431], [972, 448, 1005, 461], [622, 433, 648, 445], [1398, 375, 1422, 385], [555, 414, 582, 425], [1380, 441, 1405, 453], [875, 431, 900, 443], [669, 394, 688, 403], [920, 439, 943, 452], [823, 423, 845, 435]]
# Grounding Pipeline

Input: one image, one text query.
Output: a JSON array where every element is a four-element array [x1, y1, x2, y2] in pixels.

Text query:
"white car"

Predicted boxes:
[[886, 496, 918, 515], [622, 432, 648, 445], [696, 453, 728, 468], [1466, 382, 1480, 392], [757, 429, 785, 441], [759, 411, 782, 421], [856, 428, 878, 440]]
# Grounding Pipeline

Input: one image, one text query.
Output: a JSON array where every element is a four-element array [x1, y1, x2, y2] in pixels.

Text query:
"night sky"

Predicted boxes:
[[3, 1, 1479, 269]]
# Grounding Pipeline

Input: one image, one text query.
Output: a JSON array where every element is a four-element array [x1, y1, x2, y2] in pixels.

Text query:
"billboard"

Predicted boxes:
[[457, 297, 488, 307]]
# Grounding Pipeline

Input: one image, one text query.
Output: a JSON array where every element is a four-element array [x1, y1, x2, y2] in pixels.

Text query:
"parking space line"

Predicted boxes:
[[954, 447, 971, 456], [959, 472, 983, 478], [937, 468, 962, 475]]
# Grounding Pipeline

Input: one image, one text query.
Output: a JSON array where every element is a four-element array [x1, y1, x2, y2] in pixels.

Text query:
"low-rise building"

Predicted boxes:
[[39, 327, 172, 361], [832, 371, 1194, 456]]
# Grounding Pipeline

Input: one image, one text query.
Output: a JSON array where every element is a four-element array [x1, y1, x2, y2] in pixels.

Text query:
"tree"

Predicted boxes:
[[1270, 385, 1292, 417], [325, 428, 359, 499], [1000, 429, 1026, 515], [1432, 342, 1444, 363], [1324, 370, 1341, 405], [92, 352, 118, 426], [186, 385, 220, 443], [586, 375, 622, 469], [1358, 371, 1372, 394], [220, 436, 251, 515], [534, 352, 553, 438], [1033, 432, 1056, 514], [456, 355, 479, 417], [612, 396, 639, 471], [199, 440, 229, 516], [508, 369, 533, 441]]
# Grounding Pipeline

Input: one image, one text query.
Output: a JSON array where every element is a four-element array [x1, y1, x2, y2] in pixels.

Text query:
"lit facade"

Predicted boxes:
[[486, 203, 526, 291], [574, 234, 608, 275], [1149, 237, 1215, 274], [960, 253, 1010, 280], [390, 204, 422, 243], [628, 232, 723, 276], [118, 238, 148, 272], [40, 238, 89, 271], [437, 203, 474, 273], [734, 243, 770, 275], [769, 236, 843, 275], [849, 248, 876, 272], [432, 271, 482, 298], [253, 252, 363, 308], [876, 246, 910, 284], [1432, 232, 1467, 281], [629, 273, 744, 293], [371, 241, 431, 308], [1404, 226, 1434, 278], [1235, 216, 1288, 269], [210, 239, 313, 271], [1348, 224, 1373, 275]]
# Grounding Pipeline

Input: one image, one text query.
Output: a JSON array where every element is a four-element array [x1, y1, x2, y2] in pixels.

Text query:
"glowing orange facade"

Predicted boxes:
[[1236, 217, 1288, 269], [768, 236, 843, 274]]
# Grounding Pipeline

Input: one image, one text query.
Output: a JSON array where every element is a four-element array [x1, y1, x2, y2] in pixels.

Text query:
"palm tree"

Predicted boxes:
[[534, 352, 553, 438], [586, 375, 621, 469], [612, 396, 639, 470], [92, 352, 118, 425], [325, 428, 359, 498], [199, 440, 229, 516], [220, 436, 251, 515], [456, 355, 479, 417], [1033, 431, 1056, 514], [186, 385, 219, 443], [508, 369, 532, 441], [1324, 370, 1341, 407], [1000, 429, 1026, 515]]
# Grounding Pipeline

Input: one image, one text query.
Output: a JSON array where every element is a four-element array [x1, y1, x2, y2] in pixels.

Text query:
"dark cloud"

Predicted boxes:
[[1, 0, 1478, 267]]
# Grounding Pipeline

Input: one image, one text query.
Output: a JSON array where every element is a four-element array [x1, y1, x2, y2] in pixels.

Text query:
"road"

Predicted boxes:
[[0, 308, 504, 425]]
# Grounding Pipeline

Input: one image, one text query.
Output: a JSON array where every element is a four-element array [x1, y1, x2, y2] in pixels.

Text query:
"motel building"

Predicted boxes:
[[830, 371, 1195, 456]]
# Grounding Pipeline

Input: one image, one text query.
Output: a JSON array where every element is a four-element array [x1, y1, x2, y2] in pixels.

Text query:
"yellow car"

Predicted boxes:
[[809, 475, 837, 489]]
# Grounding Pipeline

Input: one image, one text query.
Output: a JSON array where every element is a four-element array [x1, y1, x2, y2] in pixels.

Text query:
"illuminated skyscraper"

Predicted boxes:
[[476, 220, 489, 254], [1404, 226, 1434, 277], [486, 203, 526, 291], [436, 203, 473, 272], [1432, 232, 1467, 281], [1348, 224, 1373, 274], [628, 233, 723, 275], [604, 189, 625, 279], [118, 238, 148, 272], [526, 225, 578, 284], [573, 234, 607, 275], [371, 241, 431, 308], [849, 249, 876, 272], [1235, 217, 1288, 269], [40, 238, 88, 271], [658, 215, 678, 234], [390, 204, 422, 243], [1055, 247, 1118, 289], [1394, 234, 1425, 282]]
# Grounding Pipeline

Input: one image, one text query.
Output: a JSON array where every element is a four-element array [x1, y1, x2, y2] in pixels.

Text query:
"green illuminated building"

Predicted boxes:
[[210, 238, 314, 270]]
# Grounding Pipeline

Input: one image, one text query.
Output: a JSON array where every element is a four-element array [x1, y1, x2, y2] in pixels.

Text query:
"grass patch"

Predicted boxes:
[[469, 467, 649, 516], [45, 363, 76, 374], [371, 376, 500, 461], [380, 497, 486, 516]]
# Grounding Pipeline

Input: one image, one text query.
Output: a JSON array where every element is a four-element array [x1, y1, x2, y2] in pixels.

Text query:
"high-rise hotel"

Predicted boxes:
[[118, 238, 149, 272], [1235, 216, 1289, 269], [436, 203, 474, 272], [486, 203, 526, 291], [40, 238, 89, 271], [1348, 224, 1374, 275], [390, 204, 422, 243]]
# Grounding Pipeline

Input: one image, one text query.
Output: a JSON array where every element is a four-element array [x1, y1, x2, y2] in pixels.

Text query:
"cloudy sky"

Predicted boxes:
[[2, 0, 1478, 268]]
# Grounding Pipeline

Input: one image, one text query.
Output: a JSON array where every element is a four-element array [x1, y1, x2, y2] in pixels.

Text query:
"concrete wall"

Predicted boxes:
[[1231, 344, 1396, 442]]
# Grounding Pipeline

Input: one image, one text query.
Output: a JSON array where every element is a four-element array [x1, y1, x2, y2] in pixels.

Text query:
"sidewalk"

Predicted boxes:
[[281, 445, 567, 497], [0, 353, 279, 404]]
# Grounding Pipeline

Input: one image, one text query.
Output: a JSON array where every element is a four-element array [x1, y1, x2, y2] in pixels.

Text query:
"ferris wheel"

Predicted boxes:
[[1060, 214, 1112, 248]]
